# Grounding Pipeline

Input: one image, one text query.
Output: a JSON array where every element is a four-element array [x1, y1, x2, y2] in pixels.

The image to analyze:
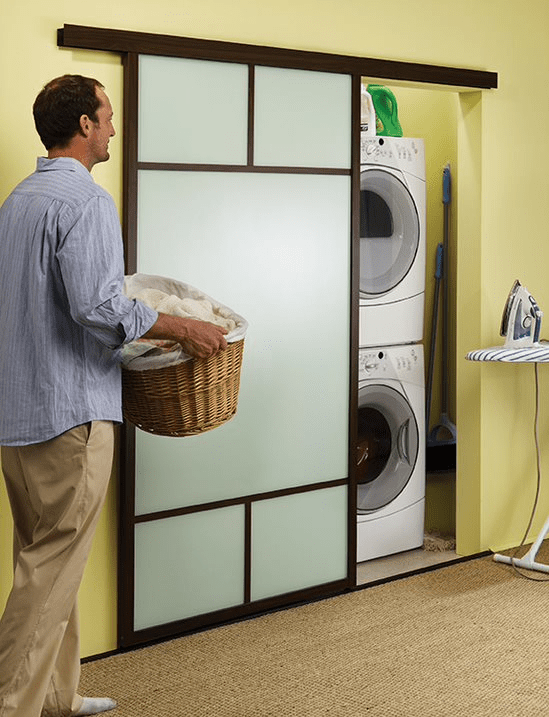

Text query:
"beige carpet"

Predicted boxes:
[[80, 547, 549, 716]]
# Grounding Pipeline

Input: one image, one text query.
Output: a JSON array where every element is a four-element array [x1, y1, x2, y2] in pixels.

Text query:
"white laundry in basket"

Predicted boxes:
[[131, 288, 237, 333], [120, 273, 248, 371]]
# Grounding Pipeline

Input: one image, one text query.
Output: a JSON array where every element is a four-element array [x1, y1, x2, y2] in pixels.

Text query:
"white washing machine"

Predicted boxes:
[[357, 343, 425, 563], [359, 135, 426, 348]]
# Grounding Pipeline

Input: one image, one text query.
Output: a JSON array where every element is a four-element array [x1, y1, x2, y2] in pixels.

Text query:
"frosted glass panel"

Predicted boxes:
[[139, 55, 248, 165], [251, 486, 348, 601], [254, 66, 352, 168], [134, 506, 245, 630], [135, 171, 350, 514]]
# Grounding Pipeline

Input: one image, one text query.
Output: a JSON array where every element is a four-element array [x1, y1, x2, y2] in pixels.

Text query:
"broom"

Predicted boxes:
[[425, 164, 457, 472]]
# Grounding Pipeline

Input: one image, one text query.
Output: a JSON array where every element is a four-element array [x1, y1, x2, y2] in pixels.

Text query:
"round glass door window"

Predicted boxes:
[[357, 384, 419, 513], [359, 168, 420, 296]]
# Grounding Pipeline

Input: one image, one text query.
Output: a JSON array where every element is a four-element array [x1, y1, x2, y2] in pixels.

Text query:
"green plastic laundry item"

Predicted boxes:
[[366, 84, 403, 137]]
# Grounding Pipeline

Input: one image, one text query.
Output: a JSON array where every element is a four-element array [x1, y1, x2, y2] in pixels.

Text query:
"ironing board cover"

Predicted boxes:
[[466, 343, 549, 362]]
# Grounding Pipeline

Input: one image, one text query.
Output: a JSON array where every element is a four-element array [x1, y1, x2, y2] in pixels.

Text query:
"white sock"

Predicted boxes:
[[73, 697, 117, 716]]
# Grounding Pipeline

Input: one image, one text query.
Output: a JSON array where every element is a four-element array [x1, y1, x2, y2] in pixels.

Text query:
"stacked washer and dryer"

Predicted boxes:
[[357, 133, 427, 563]]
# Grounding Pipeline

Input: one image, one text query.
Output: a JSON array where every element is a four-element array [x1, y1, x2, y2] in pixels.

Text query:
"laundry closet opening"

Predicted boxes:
[[356, 79, 480, 585]]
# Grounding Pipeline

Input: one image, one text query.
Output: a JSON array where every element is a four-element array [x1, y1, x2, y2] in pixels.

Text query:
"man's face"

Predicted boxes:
[[88, 88, 116, 168]]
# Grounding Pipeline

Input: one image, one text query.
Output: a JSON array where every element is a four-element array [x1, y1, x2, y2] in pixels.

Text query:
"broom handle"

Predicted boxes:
[[441, 166, 451, 414], [426, 243, 443, 432]]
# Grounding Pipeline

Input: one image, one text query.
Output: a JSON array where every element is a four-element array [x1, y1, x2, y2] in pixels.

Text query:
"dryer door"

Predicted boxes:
[[360, 168, 420, 296], [357, 383, 419, 513]]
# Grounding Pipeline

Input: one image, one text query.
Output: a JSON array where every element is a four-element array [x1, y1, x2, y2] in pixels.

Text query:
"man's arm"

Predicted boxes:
[[58, 196, 228, 357], [143, 313, 228, 359]]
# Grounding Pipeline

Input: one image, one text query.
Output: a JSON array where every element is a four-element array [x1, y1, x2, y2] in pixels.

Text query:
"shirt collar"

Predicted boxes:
[[36, 156, 93, 181]]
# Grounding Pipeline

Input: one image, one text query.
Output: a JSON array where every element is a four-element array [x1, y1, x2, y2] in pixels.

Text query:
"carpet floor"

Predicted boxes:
[[80, 546, 549, 716]]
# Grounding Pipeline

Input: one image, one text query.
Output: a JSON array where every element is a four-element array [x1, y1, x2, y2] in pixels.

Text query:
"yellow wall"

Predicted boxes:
[[3, 0, 549, 657]]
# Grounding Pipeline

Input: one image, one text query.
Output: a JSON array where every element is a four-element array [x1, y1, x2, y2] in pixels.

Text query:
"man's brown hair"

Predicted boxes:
[[33, 75, 104, 151]]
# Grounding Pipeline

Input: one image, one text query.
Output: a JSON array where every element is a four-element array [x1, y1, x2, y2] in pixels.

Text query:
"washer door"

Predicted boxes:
[[360, 168, 420, 296], [357, 383, 419, 513]]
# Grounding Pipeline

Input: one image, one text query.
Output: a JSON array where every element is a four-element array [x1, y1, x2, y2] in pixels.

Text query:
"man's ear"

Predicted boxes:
[[79, 114, 91, 137]]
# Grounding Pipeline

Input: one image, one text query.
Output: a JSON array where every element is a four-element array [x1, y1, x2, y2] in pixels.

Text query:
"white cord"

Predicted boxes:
[[510, 363, 549, 581]]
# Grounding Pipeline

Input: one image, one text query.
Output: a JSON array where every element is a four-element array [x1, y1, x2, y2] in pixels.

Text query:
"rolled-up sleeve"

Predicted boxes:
[[56, 195, 157, 349]]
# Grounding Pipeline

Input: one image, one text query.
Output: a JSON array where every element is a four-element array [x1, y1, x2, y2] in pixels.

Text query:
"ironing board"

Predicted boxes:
[[466, 342, 549, 573]]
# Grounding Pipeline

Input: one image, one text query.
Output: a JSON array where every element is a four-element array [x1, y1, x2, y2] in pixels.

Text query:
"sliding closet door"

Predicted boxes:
[[122, 54, 352, 645]]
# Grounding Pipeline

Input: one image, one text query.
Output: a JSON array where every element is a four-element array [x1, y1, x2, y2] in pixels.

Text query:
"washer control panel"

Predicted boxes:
[[359, 345, 420, 381]]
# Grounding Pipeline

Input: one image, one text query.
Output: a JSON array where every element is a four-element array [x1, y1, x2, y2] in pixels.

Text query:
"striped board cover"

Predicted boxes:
[[466, 343, 549, 363]]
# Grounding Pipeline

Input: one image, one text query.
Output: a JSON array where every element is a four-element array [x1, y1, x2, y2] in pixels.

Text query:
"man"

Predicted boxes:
[[0, 75, 227, 717]]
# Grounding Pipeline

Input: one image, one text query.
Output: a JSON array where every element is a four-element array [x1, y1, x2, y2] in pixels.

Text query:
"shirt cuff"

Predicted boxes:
[[118, 300, 158, 345]]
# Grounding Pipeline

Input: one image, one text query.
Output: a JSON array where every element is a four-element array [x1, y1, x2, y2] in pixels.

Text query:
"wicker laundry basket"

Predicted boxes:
[[121, 273, 247, 437], [122, 339, 244, 436]]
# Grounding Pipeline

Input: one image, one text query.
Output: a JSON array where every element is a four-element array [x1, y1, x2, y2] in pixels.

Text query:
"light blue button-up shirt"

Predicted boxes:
[[0, 157, 158, 445]]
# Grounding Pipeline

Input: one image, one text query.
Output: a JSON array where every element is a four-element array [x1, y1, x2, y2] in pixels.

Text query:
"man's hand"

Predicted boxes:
[[143, 312, 228, 359]]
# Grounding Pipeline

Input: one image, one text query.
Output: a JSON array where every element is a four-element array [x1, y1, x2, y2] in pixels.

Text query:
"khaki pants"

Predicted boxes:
[[0, 421, 114, 717]]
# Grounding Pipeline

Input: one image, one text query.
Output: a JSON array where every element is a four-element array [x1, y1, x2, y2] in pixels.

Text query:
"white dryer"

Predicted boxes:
[[359, 135, 426, 348], [357, 343, 425, 563]]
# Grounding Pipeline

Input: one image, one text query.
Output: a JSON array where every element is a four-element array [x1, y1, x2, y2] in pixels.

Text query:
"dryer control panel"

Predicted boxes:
[[360, 135, 425, 179]]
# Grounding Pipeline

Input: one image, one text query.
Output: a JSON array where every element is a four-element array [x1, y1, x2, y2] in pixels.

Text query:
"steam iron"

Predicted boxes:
[[500, 280, 543, 348]]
